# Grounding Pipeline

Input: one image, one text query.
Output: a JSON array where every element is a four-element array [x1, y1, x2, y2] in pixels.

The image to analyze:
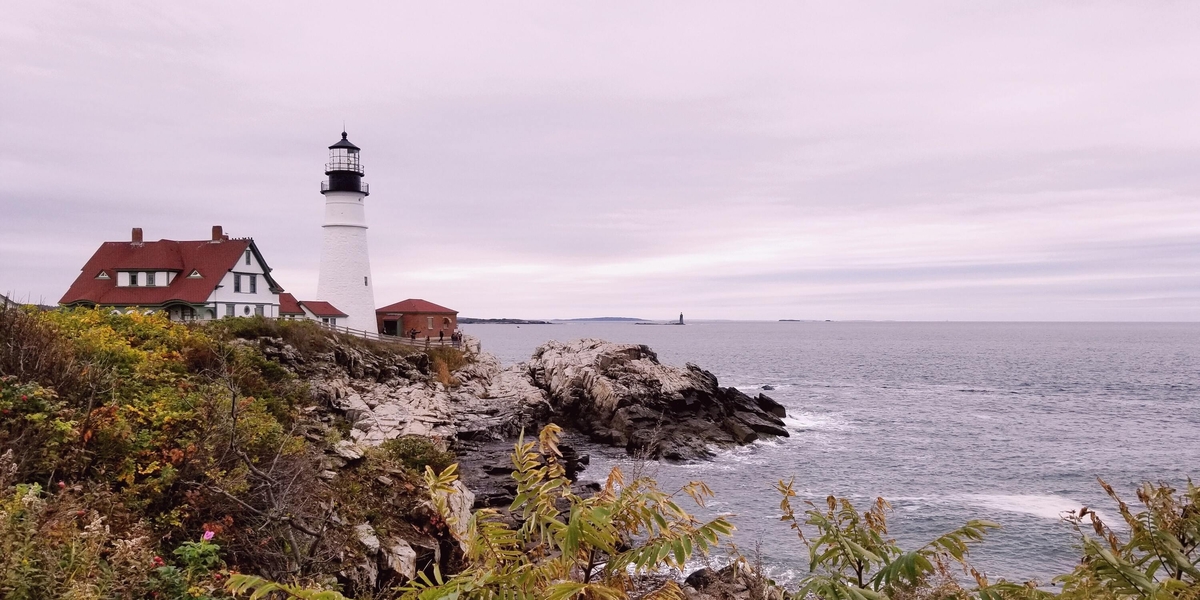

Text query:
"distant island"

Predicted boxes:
[[458, 318, 553, 324], [553, 317, 648, 322], [459, 317, 654, 324]]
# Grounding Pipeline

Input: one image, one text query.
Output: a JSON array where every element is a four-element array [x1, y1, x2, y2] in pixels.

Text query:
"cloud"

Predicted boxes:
[[1, 2, 1198, 320]]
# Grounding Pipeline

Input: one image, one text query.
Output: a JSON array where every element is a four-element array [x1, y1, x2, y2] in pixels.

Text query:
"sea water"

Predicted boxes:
[[460, 321, 1200, 584]]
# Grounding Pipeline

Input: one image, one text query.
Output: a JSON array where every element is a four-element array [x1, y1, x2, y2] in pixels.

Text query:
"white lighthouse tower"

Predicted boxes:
[[317, 131, 377, 332]]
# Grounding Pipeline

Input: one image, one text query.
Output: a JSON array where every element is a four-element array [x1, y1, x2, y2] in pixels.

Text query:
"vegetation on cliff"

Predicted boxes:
[[2, 306, 1197, 599], [0, 307, 452, 598]]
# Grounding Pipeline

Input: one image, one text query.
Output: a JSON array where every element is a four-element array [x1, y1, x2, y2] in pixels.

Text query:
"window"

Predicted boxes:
[[226, 303, 234, 317], [234, 274, 242, 293], [244, 306, 251, 315], [187, 269, 202, 279], [254, 305, 263, 316], [129, 272, 139, 287], [364, 276, 368, 286], [244, 250, 251, 265], [146, 272, 156, 287], [249, 274, 257, 294], [321, 317, 330, 325], [330, 318, 336, 326], [427, 317, 434, 330]]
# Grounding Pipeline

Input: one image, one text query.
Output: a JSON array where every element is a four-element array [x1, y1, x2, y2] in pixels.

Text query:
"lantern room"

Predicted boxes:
[[321, 131, 369, 195]]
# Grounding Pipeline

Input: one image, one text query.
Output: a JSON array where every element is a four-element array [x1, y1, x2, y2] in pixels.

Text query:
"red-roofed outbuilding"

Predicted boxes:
[[376, 298, 458, 338], [278, 293, 348, 326]]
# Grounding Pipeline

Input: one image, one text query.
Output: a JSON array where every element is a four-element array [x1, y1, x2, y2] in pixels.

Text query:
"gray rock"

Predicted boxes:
[[355, 523, 380, 555], [382, 538, 417, 580], [725, 418, 758, 444], [756, 393, 787, 418], [523, 339, 788, 460], [333, 440, 365, 461], [428, 480, 477, 553]]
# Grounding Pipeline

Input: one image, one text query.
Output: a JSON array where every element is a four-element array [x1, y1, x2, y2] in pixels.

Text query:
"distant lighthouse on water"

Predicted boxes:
[[317, 131, 377, 332]]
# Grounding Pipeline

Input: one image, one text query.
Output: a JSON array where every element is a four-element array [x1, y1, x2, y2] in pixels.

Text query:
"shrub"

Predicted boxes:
[[380, 435, 456, 475], [0, 474, 169, 600], [205, 316, 334, 355], [425, 347, 468, 372], [0, 308, 334, 589], [228, 425, 737, 600], [1051, 479, 1200, 599], [425, 347, 468, 388]]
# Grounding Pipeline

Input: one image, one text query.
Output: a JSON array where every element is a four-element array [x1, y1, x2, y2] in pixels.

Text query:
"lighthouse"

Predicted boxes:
[[317, 131, 377, 332]]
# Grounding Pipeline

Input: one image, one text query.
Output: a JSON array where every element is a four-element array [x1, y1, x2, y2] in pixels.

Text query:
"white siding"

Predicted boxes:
[[206, 246, 279, 318]]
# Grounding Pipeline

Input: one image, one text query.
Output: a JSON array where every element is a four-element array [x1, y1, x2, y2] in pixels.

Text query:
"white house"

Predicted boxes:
[[59, 226, 284, 321]]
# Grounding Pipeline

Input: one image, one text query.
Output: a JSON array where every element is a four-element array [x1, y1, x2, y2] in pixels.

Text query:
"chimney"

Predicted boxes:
[[212, 225, 223, 242], [132, 227, 143, 244]]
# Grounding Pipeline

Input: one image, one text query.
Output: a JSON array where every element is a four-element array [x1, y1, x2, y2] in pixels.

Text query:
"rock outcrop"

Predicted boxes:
[[261, 333, 789, 516], [683, 564, 786, 600], [290, 337, 550, 448], [524, 339, 788, 460]]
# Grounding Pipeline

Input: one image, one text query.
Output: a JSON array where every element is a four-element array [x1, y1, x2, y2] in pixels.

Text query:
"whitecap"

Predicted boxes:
[[959, 493, 1092, 521], [783, 413, 853, 432]]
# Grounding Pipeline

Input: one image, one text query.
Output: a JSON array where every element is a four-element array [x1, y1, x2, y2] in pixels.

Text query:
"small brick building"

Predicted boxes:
[[376, 299, 458, 339]]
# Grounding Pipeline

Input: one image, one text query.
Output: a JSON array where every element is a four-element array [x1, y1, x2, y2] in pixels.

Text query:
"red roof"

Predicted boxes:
[[299, 300, 347, 318], [60, 237, 281, 307], [279, 292, 304, 315], [376, 298, 457, 314], [280, 292, 345, 317]]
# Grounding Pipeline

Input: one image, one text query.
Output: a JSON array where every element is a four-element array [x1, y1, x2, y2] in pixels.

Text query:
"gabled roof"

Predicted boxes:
[[300, 301, 347, 318], [376, 298, 457, 314], [279, 292, 304, 315], [60, 236, 283, 307]]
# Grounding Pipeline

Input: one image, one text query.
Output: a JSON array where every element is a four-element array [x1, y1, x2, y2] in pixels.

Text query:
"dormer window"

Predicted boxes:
[[129, 272, 139, 287], [146, 272, 156, 287], [187, 269, 202, 278], [96, 271, 110, 280]]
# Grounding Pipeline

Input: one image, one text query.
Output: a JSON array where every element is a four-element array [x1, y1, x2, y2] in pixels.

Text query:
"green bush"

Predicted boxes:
[[380, 435, 456, 475]]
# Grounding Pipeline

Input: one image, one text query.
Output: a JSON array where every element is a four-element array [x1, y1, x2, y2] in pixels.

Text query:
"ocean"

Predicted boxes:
[[460, 321, 1200, 585]]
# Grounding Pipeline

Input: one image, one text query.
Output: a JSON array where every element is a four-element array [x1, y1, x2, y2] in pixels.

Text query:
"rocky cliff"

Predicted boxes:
[[286, 335, 789, 466]]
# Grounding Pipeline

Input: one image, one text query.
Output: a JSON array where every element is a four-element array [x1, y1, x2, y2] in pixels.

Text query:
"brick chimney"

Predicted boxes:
[[211, 225, 223, 242], [132, 227, 143, 244]]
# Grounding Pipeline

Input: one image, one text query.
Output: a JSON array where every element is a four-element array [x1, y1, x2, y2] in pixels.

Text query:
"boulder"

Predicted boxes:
[[355, 523, 381, 555], [756, 393, 787, 418], [333, 440, 365, 462], [382, 538, 417, 581], [523, 339, 788, 460], [432, 480, 476, 553], [684, 563, 786, 600]]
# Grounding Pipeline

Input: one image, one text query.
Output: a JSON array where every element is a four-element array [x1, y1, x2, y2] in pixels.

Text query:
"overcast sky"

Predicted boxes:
[[2, 2, 1198, 320]]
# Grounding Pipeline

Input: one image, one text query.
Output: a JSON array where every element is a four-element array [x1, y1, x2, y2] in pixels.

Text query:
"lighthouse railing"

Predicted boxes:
[[318, 322, 468, 350], [320, 181, 369, 194]]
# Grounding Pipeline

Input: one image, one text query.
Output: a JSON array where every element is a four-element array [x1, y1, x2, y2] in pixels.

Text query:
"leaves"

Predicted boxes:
[[227, 573, 352, 599], [401, 425, 735, 600]]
